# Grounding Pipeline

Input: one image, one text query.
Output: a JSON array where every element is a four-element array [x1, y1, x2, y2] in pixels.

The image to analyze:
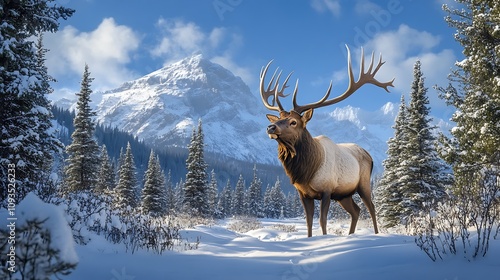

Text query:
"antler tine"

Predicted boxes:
[[292, 45, 395, 114], [260, 61, 281, 111], [260, 60, 293, 112]]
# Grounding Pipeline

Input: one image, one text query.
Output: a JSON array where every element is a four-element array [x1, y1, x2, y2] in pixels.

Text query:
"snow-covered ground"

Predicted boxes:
[[67, 218, 499, 280]]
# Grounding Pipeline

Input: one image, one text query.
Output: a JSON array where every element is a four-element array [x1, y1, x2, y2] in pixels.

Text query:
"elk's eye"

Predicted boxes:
[[290, 120, 297, 126]]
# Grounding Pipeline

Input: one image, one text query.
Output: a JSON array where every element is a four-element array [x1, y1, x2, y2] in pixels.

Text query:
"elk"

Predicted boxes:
[[260, 46, 394, 237]]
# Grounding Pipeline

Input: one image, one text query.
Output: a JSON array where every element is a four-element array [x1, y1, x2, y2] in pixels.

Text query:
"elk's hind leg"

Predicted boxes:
[[357, 180, 379, 234], [338, 196, 360, 234], [358, 190, 379, 234]]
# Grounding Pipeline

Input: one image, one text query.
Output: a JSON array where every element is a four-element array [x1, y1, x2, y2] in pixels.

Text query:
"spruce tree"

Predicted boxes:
[[165, 170, 175, 214], [247, 165, 263, 217], [263, 184, 272, 218], [173, 179, 185, 213], [216, 179, 232, 218], [115, 142, 138, 209], [440, 0, 499, 192], [64, 65, 100, 193], [400, 60, 449, 220], [207, 170, 218, 218], [377, 95, 410, 227], [141, 150, 166, 216], [231, 174, 246, 216], [96, 145, 116, 193], [184, 119, 208, 216], [436, 1, 499, 257], [0, 2, 73, 204], [264, 178, 285, 219]]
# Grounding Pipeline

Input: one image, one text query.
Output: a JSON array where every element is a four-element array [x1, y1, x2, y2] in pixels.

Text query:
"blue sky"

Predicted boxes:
[[45, 0, 461, 118]]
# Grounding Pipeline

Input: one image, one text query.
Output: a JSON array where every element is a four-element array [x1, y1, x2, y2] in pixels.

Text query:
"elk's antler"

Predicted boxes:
[[259, 46, 395, 115], [259, 60, 296, 113], [292, 45, 394, 114]]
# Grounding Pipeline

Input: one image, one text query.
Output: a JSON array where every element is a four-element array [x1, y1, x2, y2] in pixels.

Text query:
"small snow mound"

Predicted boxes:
[[2, 193, 78, 263], [245, 227, 293, 241]]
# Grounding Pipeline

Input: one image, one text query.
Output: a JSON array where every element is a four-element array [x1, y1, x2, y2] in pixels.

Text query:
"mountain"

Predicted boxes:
[[55, 54, 450, 175], [93, 54, 278, 165]]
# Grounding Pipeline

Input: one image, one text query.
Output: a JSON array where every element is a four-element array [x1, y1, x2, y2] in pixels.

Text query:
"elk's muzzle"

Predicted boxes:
[[267, 124, 279, 139]]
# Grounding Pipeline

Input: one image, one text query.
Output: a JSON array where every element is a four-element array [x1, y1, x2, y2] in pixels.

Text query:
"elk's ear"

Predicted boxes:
[[301, 109, 314, 126], [266, 114, 279, 123]]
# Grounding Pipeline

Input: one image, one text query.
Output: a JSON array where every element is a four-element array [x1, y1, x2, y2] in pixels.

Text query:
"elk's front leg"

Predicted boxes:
[[320, 192, 331, 235], [299, 192, 315, 237]]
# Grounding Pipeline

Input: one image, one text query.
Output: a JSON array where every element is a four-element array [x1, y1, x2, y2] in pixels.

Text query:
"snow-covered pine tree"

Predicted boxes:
[[216, 179, 232, 218], [64, 64, 101, 193], [265, 177, 286, 219], [433, 0, 499, 257], [231, 174, 246, 216], [165, 170, 175, 214], [141, 150, 167, 216], [376, 95, 410, 227], [96, 144, 116, 193], [31, 34, 65, 200], [207, 170, 218, 218], [0, 2, 73, 205], [184, 119, 209, 216], [400, 60, 449, 221], [263, 184, 272, 218], [115, 142, 138, 209], [439, 0, 499, 195], [247, 165, 263, 217], [173, 179, 185, 213]]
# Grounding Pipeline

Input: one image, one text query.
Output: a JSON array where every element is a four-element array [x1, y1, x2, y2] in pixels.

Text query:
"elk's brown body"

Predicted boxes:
[[260, 47, 394, 237]]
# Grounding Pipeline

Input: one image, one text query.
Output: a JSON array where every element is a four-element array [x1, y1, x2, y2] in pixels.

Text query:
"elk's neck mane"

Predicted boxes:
[[277, 129, 324, 185]]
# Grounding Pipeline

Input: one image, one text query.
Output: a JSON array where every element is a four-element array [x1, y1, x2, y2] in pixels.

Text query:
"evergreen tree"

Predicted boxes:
[[64, 65, 100, 193], [400, 60, 449, 220], [246, 165, 263, 217], [115, 142, 138, 209], [435, 1, 499, 257], [96, 145, 116, 193], [377, 95, 410, 227], [0, 2, 73, 205], [439, 0, 499, 193], [284, 192, 301, 218], [207, 170, 218, 218], [231, 174, 246, 216], [141, 150, 167, 216], [173, 179, 185, 213], [165, 170, 175, 214], [216, 179, 232, 218], [264, 178, 285, 219], [263, 184, 272, 218], [184, 119, 209, 216]]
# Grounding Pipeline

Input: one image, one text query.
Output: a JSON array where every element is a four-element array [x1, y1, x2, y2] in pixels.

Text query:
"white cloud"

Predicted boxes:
[[151, 18, 252, 84], [45, 18, 140, 92], [151, 19, 206, 60], [311, 0, 341, 17]]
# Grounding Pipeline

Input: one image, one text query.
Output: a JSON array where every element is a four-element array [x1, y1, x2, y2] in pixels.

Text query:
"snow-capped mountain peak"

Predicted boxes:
[[94, 54, 275, 164]]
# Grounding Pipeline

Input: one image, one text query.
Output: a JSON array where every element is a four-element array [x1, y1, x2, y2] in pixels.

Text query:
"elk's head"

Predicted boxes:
[[260, 46, 395, 155]]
